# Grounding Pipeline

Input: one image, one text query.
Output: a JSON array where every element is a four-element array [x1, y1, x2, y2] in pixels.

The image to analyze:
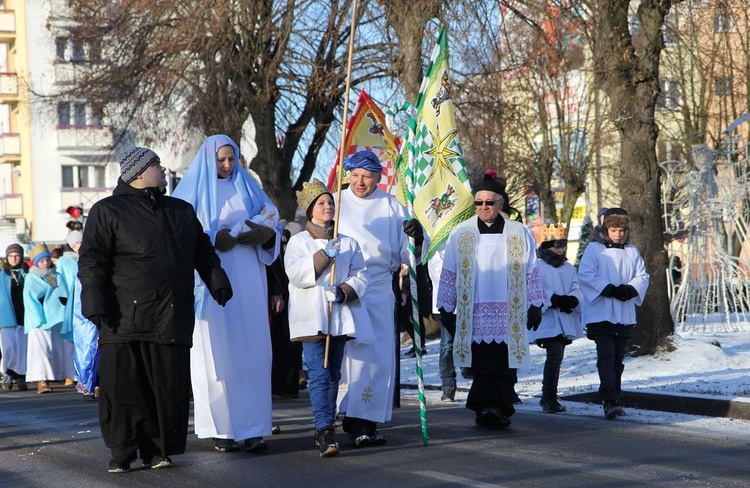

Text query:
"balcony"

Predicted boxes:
[[57, 126, 114, 149], [0, 193, 22, 218], [0, 72, 17, 101], [0, 9, 15, 42], [0, 133, 20, 163]]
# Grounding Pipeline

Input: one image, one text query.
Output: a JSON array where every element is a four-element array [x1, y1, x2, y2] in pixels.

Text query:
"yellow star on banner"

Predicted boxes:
[[423, 128, 459, 185]]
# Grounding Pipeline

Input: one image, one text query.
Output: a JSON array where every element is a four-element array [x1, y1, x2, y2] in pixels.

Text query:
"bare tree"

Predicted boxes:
[[585, 0, 681, 354], [55, 0, 391, 218]]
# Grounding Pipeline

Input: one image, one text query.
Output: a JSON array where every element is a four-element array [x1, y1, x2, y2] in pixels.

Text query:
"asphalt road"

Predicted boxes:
[[1, 384, 749, 487]]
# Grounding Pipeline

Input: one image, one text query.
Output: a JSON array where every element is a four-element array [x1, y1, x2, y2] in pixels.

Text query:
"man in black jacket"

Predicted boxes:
[[78, 147, 233, 474]]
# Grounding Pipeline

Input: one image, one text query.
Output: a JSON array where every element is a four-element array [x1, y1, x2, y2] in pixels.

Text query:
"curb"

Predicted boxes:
[[400, 383, 750, 420], [562, 391, 750, 421]]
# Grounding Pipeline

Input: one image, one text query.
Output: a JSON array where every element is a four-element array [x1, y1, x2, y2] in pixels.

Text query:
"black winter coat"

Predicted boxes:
[[78, 181, 231, 346]]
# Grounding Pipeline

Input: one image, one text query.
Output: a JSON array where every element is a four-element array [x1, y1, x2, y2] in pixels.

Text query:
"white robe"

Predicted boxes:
[[578, 241, 650, 326], [191, 178, 277, 441], [335, 187, 411, 424], [527, 260, 584, 343], [285, 230, 373, 343]]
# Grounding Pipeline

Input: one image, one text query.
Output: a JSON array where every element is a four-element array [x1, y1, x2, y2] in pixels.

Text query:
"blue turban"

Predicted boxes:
[[343, 150, 383, 174]]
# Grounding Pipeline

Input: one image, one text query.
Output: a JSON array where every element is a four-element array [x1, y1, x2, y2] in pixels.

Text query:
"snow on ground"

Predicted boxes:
[[398, 330, 750, 439]]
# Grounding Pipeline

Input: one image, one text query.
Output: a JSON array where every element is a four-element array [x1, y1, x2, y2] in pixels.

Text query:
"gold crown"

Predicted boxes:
[[296, 179, 331, 214], [28, 242, 50, 262], [542, 223, 567, 241]]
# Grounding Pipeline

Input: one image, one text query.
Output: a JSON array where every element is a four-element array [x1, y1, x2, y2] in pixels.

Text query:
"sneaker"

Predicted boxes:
[[108, 457, 131, 474], [352, 432, 371, 448], [214, 438, 239, 452], [244, 437, 269, 453], [314, 426, 339, 458], [272, 424, 282, 435], [441, 387, 456, 403], [16, 378, 27, 391], [603, 402, 624, 419], [37, 381, 52, 394], [1, 375, 12, 390], [539, 396, 566, 413], [144, 456, 173, 469], [368, 432, 387, 446]]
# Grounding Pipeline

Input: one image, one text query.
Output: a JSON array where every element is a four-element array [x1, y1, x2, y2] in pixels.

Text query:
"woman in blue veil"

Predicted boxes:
[[173, 134, 279, 453]]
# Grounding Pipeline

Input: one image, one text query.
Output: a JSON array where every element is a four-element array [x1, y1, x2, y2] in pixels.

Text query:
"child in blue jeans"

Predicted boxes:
[[284, 179, 373, 457]]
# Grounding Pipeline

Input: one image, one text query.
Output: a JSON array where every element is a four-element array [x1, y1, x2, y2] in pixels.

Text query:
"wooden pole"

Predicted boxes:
[[324, 0, 359, 368]]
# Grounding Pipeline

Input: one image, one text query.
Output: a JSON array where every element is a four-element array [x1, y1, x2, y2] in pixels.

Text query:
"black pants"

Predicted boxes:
[[592, 335, 627, 404], [537, 337, 566, 399], [98, 341, 190, 461], [465, 342, 516, 418]]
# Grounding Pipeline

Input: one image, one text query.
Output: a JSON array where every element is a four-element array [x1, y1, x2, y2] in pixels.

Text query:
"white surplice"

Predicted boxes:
[[334, 187, 411, 424], [191, 178, 277, 441]]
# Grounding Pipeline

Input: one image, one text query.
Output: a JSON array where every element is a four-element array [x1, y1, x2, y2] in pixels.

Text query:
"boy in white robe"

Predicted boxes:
[[528, 224, 584, 413], [578, 208, 650, 419]]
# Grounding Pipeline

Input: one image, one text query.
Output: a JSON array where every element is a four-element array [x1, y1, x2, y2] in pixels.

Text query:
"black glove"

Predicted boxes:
[[612, 284, 638, 301], [215, 228, 237, 252], [89, 315, 106, 330], [59, 296, 68, 306], [527, 305, 542, 331], [237, 221, 276, 246], [402, 219, 424, 244], [439, 308, 456, 336], [549, 294, 564, 309], [212, 287, 233, 307], [600, 284, 617, 298], [558, 295, 579, 314]]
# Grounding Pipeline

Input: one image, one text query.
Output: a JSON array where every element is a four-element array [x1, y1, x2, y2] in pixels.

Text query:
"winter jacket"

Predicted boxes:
[[78, 180, 231, 346]]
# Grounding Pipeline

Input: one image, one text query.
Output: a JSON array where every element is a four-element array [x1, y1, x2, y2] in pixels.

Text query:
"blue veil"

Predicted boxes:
[[172, 134, 275, 240]]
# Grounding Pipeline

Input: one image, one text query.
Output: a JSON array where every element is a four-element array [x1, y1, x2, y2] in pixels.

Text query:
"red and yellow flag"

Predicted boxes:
[[327, 89, 401, 195]]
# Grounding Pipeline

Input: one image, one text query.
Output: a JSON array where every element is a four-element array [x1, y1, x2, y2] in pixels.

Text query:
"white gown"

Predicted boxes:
[[191, 178, 275, 441]]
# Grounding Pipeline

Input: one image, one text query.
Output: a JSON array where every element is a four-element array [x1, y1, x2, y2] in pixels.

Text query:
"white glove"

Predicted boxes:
[[324, 285, 342, 303], [324, 238, 341, 258]]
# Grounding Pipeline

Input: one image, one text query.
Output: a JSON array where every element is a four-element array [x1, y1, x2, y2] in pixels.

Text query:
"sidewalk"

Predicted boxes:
[[399, 330, 750, 421]]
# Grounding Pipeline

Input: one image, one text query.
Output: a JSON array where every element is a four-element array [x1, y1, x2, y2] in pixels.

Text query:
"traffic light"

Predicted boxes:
[[65, 205, 84, 231]]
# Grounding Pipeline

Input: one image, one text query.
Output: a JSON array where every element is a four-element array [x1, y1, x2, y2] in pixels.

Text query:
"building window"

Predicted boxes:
[[715, 76, 732, 96], [57, 102, 71, 126], [657, 80, 682, 111], [61, 165, 108, 189], [57, 102, 104, 128], [53, 38, 102, 63], [61, 166, 74, 188], [714, 14, 734, 33], [55, 37, 68, 60], [73, 102, 86, 126], [662, 25, 678, 47]]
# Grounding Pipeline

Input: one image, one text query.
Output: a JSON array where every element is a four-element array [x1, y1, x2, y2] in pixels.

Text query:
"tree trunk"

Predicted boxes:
[[590, 0, 678, 354]]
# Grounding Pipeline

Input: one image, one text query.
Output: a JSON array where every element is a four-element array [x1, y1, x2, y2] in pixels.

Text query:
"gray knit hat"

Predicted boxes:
[[120, 147, 160, 183]]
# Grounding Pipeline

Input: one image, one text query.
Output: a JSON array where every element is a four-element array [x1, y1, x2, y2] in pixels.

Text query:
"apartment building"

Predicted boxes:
[[0, 0, 120, 250]]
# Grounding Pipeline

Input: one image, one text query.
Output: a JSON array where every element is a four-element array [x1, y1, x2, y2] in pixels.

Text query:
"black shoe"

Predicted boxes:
[[143, 455, 172, 469], [314, 426, 339, 458], [477, 407, 511, 428], [441, 386, 456, 403], [368, 432, 387, 446], [603, 402, 624, 419], [539, 396, 566, 413], [272, 424, 282, 435], [15, 378, 28, 391], [352, 431, 371, 448], [214, 438, 239, 452], [108, 457, 131, 474], [244, 437, 268, 453]]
